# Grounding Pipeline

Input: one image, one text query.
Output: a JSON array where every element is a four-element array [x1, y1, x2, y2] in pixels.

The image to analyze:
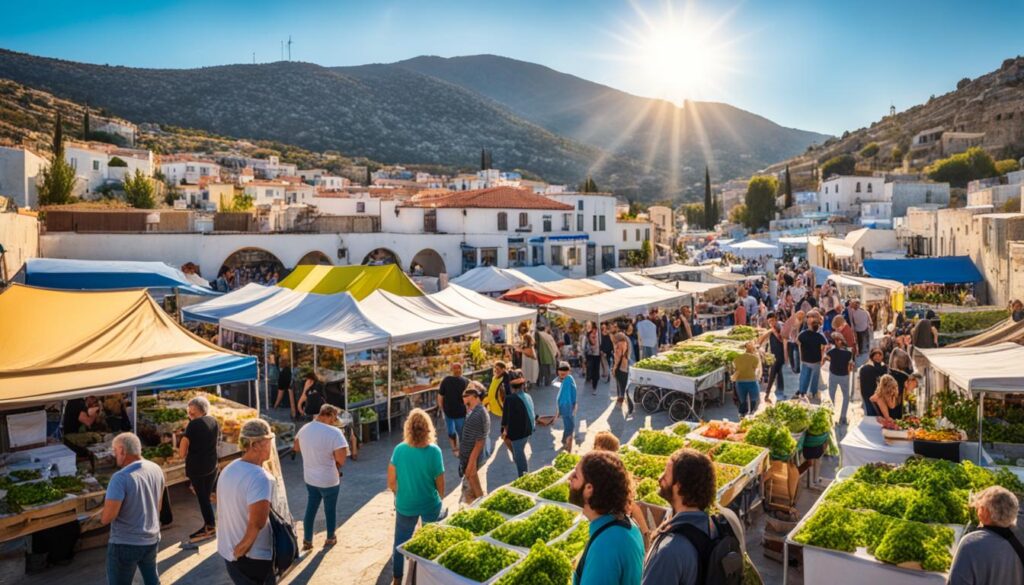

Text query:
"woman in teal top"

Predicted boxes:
[[388, 408, 445, 585]]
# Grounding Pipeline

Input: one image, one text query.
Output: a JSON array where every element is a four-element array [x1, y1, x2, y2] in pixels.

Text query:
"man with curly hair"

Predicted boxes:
[[568, 451, 644, 585]]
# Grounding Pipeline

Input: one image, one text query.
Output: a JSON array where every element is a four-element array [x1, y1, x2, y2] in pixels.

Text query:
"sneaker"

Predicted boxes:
[[302, 540, 314, 552]]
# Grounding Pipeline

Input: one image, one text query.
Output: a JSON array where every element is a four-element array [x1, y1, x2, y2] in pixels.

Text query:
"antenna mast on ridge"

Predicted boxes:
[[287, 35, 293, 61]]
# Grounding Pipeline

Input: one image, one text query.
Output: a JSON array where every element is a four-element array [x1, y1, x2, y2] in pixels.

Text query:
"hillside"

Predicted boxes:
[[0, 49, 657, 195], [390, 54, 829, 188], [763, 55, 1024, 184], [0, 78, 381, 179]]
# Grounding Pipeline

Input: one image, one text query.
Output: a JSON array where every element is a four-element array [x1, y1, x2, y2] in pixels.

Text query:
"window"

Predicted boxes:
[[599, 216, 606, 231], [187, 165, 195, 172], [567, 246, 579, 265], [480, 248, 498, 266], [623, 229, 628, 241], [825, 202, 830, 212], [70, 158, 78, 170], [635, 229, 641, 241], [519, 212, 528, 228], [856, 182, 861, 193], [200, 167, 209, 176], [543, 215, 552, 232], [867, 183, 873, 193], [551, 245, 564, 266], [356, 202, 365, 213], [561, 214, 571, 231], [644, 228, 650, 241], [593, 215, 598, 231], [92, 160, 100, 171], [265, 189, 273, 199], [497, 212, 508, 231], [577, 213, 584, 231], [577, 200, 584, 211], [424, 209, 437, 233]]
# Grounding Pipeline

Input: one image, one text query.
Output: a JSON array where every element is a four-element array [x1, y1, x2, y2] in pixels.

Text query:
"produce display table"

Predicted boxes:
[[839, 418, 987, 467], [0, 489, 104, 543], [628, 365, 725, 395]]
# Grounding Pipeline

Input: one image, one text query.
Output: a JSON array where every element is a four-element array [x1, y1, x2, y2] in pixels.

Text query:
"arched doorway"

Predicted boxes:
[[410, 248, 446, 277], [362, 248, 400, 267], [297, 250, 332, 266], [218, 248, 286, 290]]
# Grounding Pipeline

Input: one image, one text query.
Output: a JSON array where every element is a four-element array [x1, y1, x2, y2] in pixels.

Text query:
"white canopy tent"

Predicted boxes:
[[724, 240, 781, 258], [633, 263, 713, 279], [430, 284, 536, 327], [181, 283, 286, 324], [506, 265, 564, 283], [917, 343, 1024, 461], [589, 270, 666, 290], [449, 266, 533, 294], [359, 291, 481, 346], [549, 285, 692, 323]]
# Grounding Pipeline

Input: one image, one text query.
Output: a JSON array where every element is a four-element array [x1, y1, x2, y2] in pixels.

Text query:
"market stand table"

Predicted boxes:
[[840, 417, 988, 467]]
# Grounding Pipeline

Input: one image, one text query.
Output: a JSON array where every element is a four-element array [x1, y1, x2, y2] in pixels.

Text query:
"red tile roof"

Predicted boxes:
[[407, 187, 573, 210]]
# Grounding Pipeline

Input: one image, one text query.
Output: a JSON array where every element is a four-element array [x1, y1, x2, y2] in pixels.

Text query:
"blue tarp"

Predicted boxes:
[[862, 256, 983, 285], [23, 258, 217, 296]]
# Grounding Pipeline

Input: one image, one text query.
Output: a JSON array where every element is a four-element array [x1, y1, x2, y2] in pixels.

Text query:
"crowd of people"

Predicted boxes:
[[213, 263, 283, 292]]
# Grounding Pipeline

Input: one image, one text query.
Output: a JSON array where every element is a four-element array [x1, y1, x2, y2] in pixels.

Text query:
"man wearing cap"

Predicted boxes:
[[556, 361, 579, 452], [459, 382, 491, 503], [218, 419, 277, 585]]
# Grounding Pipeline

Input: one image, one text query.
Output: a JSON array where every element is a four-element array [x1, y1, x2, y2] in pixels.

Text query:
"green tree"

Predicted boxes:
[[122, 169, 156, 209], [224, 192, 254, 211], [639, 239, 652, 267], [52, 111, 64, 157], [729, 203, 748, 225], [891, 145, 904, 163], [579, 176, 599, 193], [83, 108, 90, 140], [673, 242, 689, 263], [1003, 196, 1021, 213], [743, 175, 779, 231], [703, 166, 713, 229], [681, 203, 704, 228], [995, 159, 1020, 175], [926, 147, 997, 188], [859, 142, 880, 158], [108, 156, 128, 168], [37, 157, 76, 206], [820, 154, 856, 178], [784, 165, 793, 209]]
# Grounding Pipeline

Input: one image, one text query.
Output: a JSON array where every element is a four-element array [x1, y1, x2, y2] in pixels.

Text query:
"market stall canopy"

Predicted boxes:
[[778, 236, 810, 245], [632, 263, 713, 279], [449, 266, 534, 294], [705, 270, 760, 285], [862, 256, 983, 285], [668, 280, 731, 295], [917, 343, 1024, 392], [0, 285, 257, 405], [220, 289, 389, 352], [822, 238, 855, 258], [430, 284, 535, 326], [181, 283, 287, 324], [724, 240, 781, 258], [359, 291, 481, 345], [505, 265, 564, 283], [277, 264, 422, 299], [589, 270, 665, 289], [948, 317, 1024, 347], [20, 258, 217, 296], [500, 278, 612, 305], [549, 285, 691, 323]]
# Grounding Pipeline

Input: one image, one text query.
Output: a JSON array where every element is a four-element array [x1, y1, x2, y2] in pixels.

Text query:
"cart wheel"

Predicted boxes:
[[632, 385, 650, 404], [668, 397, 695, 422], [641, 389, 662, 414]]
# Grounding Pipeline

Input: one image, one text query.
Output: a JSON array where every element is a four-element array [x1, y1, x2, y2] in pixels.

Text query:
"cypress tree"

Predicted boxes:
[[365, 166, 372, 186], [53, 111, 64, 158], [83, 108, 91, 140], [480, 148, 486, 170], [784, 165, 793, 209], [703, 165, 712, 229]]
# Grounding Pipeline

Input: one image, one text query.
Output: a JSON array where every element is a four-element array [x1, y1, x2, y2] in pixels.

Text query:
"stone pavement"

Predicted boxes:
[[0, 363, 861, 585]]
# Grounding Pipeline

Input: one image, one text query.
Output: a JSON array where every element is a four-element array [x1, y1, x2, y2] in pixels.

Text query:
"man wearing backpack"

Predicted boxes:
[[568, 451, 644, 585], [642, 448, 745, 585], [500, 370, 535, 478]]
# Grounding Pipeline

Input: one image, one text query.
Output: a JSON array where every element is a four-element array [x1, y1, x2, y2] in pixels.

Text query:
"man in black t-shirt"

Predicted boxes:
[[178, 395, 220, 542], [796, 318, 828, 398], [62, 396, 100, 436], [438, 363, 469, 454]]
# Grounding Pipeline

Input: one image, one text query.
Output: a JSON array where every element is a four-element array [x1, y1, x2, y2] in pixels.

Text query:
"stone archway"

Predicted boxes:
[[297, 250, 333, 266], [410, 248, 446, 277], [218, 247, 286, 289], [362, 247, 400, 267]]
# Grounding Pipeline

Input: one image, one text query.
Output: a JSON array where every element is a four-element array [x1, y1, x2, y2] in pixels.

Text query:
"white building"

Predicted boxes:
[[966, 172, 1024, 209], [309, 193, 382, 216], [91, 118, 137, 146], [0, 146, 48, 209], [818, 175, 885, 215], [243, 181, 288, 205], [160, 159, 221, 185], [285, 182, 317, 205], [251, 156, 297, 179], [64, 141, 154, 198], [884, 181, 951, 217]]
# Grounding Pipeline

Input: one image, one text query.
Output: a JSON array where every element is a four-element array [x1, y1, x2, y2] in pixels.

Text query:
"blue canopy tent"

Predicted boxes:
[[862, 256, 983, 285], [21, 258, 218, 297]]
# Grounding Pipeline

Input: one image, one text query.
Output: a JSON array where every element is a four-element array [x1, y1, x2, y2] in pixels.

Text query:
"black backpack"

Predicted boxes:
[[269, 506, 299, 576], [304, 387, 325, 416], [659, 514, 744, 585]]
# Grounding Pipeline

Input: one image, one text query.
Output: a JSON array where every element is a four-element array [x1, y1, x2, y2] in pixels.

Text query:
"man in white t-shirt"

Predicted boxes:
[[294, 404, 349, 550], [217, 419, 277, 585], [636, 315, 658, 359]]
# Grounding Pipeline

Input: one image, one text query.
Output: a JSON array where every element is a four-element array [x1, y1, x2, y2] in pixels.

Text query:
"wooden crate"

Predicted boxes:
[[0, 496, 82, 543]]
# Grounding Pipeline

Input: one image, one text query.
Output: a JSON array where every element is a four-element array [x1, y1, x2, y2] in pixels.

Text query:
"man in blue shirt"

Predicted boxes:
[[568, 451, 644, 585], [555, 361, 578, 452]]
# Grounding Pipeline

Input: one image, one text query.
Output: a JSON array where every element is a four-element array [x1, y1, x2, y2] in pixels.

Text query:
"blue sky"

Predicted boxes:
[[3, 0, 1023, 135]]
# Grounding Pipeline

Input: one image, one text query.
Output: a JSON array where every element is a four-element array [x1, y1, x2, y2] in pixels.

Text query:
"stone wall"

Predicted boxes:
[[0, 211, 39, 278]]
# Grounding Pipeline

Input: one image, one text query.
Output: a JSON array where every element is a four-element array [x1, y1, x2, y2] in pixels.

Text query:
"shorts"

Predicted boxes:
[[445, 416, 465, 439]]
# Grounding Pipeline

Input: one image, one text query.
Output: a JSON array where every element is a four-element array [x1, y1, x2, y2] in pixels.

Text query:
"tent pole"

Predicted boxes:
[[131, 388, 138, 432], [255, 368, 261, 413], [977, 391, 984, 464], [263, 339, 270, 409], [343, 353, 349, 411], [387, 345, 393, 433]]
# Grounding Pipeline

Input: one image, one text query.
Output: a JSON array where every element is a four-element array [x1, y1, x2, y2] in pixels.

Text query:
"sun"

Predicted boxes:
[[620, 1, 737, 106]]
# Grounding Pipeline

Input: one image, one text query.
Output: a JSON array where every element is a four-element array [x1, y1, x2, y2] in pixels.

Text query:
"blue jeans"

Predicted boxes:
[[445, 416, 465, 439], [510, 436, 529, 477], [828, 373, 851, 423], [107, 542, 158, 585], [393, 503, 442, 579], [561, 415, 576, 443], [735, 381, 760, 417], [303, 483, 340, 543], [641, 346, 657, 359], [798, 363, 822, 396]]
